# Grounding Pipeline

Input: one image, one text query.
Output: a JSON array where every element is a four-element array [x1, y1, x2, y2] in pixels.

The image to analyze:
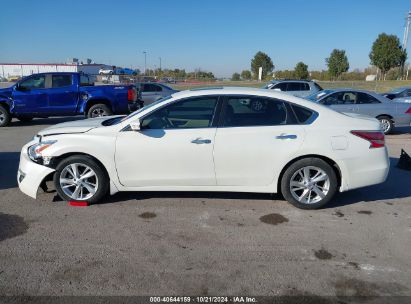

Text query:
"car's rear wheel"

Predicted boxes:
[[280, 158, 338, 209], [377, 116, 393, 134], [54, 155, 109, 203], [87, 104, 113, 118], [0, 105, 11, 127]]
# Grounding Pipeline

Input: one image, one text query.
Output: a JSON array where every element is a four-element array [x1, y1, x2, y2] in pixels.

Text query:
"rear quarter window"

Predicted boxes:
[[291, 104, 317, 124]]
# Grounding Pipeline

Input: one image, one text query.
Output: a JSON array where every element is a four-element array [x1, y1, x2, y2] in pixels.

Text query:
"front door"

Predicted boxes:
[[12, 74, 48, 115], [115, 96, 220, 187], [213, 95, 305, 186], [47, 74, 78, 114]]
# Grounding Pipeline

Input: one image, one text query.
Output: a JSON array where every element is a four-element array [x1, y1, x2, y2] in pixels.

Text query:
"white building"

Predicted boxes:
[[0, 63, 112, 78]]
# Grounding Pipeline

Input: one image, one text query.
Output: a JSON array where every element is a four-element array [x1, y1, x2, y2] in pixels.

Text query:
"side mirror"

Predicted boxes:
[[130, 119, 141, 131]]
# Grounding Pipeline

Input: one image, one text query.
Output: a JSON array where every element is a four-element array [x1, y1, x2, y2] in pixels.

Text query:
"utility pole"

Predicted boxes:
[[143, 51, 147, 75], [159, 57, 162, 71], [402, 11, 411, 79]]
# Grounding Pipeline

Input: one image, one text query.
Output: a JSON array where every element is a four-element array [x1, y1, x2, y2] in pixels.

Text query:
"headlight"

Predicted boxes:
[[28, 140, 57, 162]]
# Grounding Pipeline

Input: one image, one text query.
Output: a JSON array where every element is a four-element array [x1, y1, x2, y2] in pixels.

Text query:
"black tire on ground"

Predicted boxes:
[[17, 116, 33, 122], [280, 158, 338, 210], [53, 155, 109, 204], [377, 116, 394, 134], [87, 104, 113, 118], [0, 105, 11, 127]]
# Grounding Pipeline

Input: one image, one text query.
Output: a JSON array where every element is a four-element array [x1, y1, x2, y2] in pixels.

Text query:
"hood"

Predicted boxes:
[[0, 87, 13, 98], [38, 116, 120, 137]]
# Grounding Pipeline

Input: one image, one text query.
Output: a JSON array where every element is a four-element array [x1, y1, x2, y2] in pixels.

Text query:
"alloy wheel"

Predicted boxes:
[[59, 163, 99, 200], [91, 108, 108, 117], [379, 119, 391, 133], [289, 166, 330, 204]]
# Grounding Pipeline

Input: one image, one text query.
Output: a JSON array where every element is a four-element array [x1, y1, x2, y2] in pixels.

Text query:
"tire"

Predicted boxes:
[[0, 105, 11, 127], [87, 104, 113, 118], [377, 116, 393, 134], [280, 158, 338, 210], [53, 155, 109, 203], [17, 116, 33, 123]]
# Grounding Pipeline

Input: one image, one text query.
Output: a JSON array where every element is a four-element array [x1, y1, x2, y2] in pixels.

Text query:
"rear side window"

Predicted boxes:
[[291, 104, 316, 124], [356, 92, 380, 104], [287, 82, 302, 91], [143, 84, 162, 92], [222, 97, 288, 127], [301, 83, 310, 91], [52, 75, 72, 88]]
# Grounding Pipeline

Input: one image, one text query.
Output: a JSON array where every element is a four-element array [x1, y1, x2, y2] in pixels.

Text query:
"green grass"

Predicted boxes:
[[171, 80, 411, 93]]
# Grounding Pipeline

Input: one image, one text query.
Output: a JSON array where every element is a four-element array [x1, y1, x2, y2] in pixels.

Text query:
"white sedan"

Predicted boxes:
[[18, 87, 389, 209]]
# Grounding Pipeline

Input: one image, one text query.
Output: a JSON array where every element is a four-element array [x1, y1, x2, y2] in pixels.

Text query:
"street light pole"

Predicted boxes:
[[159, 57, 162, 71], [143, 51, 147, 75]]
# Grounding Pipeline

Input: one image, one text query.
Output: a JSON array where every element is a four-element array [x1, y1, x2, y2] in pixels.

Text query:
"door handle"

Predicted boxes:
[[191, 138, 212, 144], [276, 134, 297, 140]]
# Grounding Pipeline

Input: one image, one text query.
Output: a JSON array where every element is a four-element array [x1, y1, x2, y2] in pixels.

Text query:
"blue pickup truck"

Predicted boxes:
[[0, 72, 140, 127]]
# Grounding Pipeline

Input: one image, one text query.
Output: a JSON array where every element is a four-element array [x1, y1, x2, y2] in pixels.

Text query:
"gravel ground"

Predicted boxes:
[[0, 117, 411, 299]]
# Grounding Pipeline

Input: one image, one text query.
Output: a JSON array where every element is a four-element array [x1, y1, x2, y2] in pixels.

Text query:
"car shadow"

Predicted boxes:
[[0, 152, 20, 190], [8, 116, 84, 127], [95, 157, 410, 207]]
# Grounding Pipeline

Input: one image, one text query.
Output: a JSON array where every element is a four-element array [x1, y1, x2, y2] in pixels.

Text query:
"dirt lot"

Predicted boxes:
[[0, 117, 411, 299]]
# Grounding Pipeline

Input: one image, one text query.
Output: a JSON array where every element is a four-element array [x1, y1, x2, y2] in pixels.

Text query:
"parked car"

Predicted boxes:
[[98, 68, 114, 75], [381, 87, 411, 103], [307, 89, 411, 134], [115, 68, 137, 75], [18, 87, 389, 210], [263, 79, 323, 97], [0, 72, 139, 127], [135, 82, 178, 105]]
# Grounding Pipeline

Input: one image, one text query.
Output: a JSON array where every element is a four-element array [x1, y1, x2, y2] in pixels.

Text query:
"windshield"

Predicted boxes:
[[306, 90, 333, 102]]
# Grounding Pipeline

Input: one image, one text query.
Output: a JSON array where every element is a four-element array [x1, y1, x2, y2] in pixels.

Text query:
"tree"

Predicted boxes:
[[369, 33, 407, 80], [294, 62, 309, 79], [231, 72, 241, 81], [241, 70, 252, 80], [326, 49, 349, 80], [251, 51, 274, 79]]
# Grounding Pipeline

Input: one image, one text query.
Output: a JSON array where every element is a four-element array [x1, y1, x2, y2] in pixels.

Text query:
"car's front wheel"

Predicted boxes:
[[0, 105, 11, 127], [87, 104, 113, 118], [54, 155, 109, 203], [280, 158, 338, 209]]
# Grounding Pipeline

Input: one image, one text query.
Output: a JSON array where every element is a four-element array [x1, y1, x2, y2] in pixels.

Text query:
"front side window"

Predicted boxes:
[[222, 96, 287, 127], [19, 75, 45, 90], [322, 92, 356, 105], [272, 82, 288, 91], [141, 97, 218, 129], [52, 75, 72, 88]]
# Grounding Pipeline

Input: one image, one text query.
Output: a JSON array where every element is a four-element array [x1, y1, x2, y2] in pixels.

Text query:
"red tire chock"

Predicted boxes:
[[68, 201, 89, 207]]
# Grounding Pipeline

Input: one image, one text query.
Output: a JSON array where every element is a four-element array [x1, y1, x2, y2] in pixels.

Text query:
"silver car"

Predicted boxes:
[[307, 89, 411, 134], [135, 82, 178, 105], [263, 80, 323, 98]]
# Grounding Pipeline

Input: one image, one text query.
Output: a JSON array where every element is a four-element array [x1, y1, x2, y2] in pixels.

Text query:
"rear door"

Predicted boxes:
[[355, 92, 386, 118], [213, 95, 305, 186], [12, 74, 48, 115], [46, 74, 78, 114]]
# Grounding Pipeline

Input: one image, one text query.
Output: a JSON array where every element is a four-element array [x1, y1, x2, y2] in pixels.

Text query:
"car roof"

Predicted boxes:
[[269, 79, 315, 83], [170, 86, 327, 109]]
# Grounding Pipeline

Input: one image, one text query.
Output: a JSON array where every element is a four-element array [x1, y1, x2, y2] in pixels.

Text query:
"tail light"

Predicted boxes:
[[351, 131, 385, 148], [406, 107, 411, 114], [127, 88, 137, 102]]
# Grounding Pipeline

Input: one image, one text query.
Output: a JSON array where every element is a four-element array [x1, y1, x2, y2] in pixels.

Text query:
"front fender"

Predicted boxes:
[[0, 97, 14, 113]]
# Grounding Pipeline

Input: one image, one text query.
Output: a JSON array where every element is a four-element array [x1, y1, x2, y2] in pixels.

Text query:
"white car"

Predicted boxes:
[[98, 68, 114, 75], [17, 87, 390, 209]]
